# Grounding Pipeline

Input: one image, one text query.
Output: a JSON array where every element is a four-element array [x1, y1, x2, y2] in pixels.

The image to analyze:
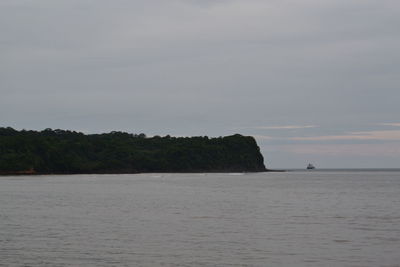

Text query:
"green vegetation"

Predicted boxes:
[[0, 127, 266, 174]]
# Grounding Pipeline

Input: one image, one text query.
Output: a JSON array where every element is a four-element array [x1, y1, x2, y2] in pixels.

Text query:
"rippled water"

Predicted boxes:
[[1, 171, 400, 266]]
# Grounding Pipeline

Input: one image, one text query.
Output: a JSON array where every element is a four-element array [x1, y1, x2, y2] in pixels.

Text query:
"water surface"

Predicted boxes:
[[1, 171, 399, 266]]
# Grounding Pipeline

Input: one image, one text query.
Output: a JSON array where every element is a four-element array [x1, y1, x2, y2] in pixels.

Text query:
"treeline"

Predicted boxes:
[[0, 127, 266, 174]]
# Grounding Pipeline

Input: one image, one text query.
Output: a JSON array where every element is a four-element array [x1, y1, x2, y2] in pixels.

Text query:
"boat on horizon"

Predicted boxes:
[[307, 163, 315, 170]]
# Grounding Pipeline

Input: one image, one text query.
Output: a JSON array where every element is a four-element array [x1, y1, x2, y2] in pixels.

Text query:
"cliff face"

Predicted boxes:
[[204, 134, 266, 172], [0, 128, 266, 174]]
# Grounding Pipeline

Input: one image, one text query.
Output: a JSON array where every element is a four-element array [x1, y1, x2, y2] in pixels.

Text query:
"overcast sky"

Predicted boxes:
[[1, 0, 400, 168]]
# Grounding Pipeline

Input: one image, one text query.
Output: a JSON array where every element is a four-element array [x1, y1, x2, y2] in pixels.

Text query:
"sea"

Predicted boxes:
[[1, 170, 399, 266]]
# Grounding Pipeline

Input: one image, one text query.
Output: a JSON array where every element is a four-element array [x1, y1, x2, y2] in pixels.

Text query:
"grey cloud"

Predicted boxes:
[[1, 0, 399, 167]]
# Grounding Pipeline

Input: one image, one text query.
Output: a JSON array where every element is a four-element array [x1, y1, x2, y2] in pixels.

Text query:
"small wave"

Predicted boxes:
[[333, 239, 351, 243]]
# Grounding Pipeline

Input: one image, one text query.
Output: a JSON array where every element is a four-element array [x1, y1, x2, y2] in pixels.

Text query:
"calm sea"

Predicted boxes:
[[1, 170, 399, 266]]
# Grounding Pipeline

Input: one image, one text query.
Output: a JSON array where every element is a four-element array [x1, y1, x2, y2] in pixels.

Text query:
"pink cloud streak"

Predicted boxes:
[[289, 130, 400, 141], [278, 143, 400, 157], [380, 123, 400, 127]]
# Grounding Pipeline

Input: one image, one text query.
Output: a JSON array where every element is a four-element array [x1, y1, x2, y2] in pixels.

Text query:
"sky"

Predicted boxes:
[[1, 0, 400, 168]]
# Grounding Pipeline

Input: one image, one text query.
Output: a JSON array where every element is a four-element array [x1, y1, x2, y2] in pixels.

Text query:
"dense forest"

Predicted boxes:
[[0, 127, 266, 174]]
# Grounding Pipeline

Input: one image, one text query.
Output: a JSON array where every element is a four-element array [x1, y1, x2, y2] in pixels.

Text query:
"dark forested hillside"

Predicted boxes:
[[0, 127, 266, 174]]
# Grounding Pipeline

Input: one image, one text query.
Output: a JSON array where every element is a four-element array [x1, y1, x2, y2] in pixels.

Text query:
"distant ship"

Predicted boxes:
[[307, 163, 315, 170]]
